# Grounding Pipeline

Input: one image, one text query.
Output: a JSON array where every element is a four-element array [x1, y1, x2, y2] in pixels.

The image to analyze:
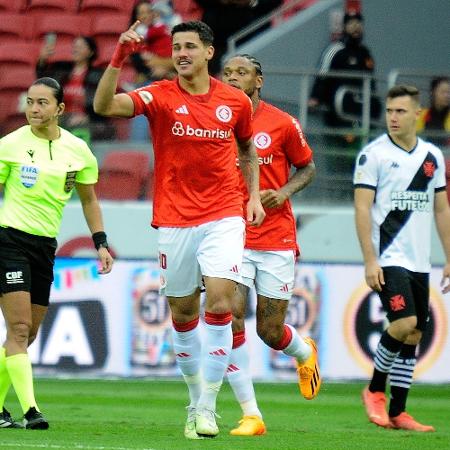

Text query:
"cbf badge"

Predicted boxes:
[[64, 171, 77, 193], [20, 165, 39, 188]]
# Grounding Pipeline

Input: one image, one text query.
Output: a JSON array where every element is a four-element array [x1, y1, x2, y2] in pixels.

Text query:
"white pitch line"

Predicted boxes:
[[2, 443, 158, 450]]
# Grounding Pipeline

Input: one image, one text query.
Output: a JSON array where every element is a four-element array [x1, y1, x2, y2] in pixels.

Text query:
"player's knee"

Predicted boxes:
[[389, 316, 417, 341], [8, 322, 31, 345], [405, 328, 422, 345]]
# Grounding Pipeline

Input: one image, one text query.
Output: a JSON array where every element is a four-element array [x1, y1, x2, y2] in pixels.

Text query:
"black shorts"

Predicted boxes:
[[379, 266, 429, 331], [0, 227, 57, 306]]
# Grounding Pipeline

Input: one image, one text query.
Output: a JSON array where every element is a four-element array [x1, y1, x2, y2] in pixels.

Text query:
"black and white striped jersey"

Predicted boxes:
[[353, 133, 447, 272]]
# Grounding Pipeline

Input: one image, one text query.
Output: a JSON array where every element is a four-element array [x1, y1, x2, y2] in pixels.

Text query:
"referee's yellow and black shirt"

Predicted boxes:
[[0, 125, 98, 238]]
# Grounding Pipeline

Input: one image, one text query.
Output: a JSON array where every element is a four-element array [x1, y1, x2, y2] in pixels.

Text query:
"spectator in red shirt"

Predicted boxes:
[[36, 36, 115, 143], [129, 0, 175, 83]]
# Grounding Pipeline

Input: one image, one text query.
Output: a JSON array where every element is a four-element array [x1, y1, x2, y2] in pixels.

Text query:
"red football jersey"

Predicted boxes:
[[128, 77, 253, 227], [242, 101, 313, 254]]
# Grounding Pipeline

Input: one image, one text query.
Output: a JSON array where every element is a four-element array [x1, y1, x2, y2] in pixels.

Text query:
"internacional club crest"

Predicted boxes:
[[254, 132, 271, 149], [216, 105, 232, 123]]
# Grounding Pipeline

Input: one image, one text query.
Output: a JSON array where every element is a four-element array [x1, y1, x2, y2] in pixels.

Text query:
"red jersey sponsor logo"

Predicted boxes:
[[389, 294, 406, 312], [423, 161, 435, 177], [171, 121, 231, 139], [236, 154, 273, 166], [254, 132, 271, 149], [292, 118, 307, 146]]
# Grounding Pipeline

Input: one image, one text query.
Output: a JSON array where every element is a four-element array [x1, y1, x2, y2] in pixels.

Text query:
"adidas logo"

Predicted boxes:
[[176, 352, 191, 358], [175, 105, 189, 114], [230, 265, 239, 274], [280, 284, 289, 292], [209, 348, 227, 356], [227, 364, 240, 373]]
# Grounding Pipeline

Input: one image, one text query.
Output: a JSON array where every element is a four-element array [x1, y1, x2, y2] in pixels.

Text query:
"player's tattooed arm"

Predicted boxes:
[[261, 161, 316, 208], [237, 138, 259, 198], [237, 138, 265, 226]]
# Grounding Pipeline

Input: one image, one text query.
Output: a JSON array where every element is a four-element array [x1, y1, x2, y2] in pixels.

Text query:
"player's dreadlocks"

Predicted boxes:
[[235, 54, 263, 77]]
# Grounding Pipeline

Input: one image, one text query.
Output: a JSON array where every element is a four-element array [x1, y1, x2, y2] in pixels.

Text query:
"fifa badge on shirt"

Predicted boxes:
[[64, 171, 77, 192], [20, 165, 39, 188]]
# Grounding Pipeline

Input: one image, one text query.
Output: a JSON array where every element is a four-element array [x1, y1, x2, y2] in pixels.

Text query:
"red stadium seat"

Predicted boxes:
[[96, 41, 135, 74], [0, 0, 27, 13], [79, 0, 134, 16], [0, 42, 40, 70], [27, 0, 79, 14], [90, 13, 129, 51], [96, 41, 116, 68], [0, 92, 22, 121], [96, 150, 151, 200], [0, 68, 33, 131], [0, 112, 28, 137], [33, 14, 92, 46], [0, 67, 35, 93], [0, 14, 34, 42]]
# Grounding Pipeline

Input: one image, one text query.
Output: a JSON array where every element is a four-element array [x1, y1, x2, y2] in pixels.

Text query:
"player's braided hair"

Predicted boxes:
[[234, 54, 263, 77]]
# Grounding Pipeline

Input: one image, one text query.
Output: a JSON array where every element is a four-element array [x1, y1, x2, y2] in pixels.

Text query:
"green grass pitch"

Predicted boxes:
[[1, 379, 449, 450]]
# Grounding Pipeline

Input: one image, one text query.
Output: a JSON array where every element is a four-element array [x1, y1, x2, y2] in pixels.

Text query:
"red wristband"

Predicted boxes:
[[110, 41, 138, 69], [110, 42, 128, 68]]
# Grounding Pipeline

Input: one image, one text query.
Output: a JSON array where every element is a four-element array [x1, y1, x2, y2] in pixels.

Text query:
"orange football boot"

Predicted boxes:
[[296, 337, 321, 400], [389, 412, 435, 432], [361, 387, 389, 427]]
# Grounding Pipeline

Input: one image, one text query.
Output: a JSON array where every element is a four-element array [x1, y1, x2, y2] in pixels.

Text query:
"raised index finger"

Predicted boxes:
[[130, 20, 141, 31]]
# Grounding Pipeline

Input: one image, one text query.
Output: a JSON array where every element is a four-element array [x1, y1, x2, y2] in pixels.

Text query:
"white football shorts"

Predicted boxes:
[[158, 216, 245, 297], [241, 249, 296, 300]]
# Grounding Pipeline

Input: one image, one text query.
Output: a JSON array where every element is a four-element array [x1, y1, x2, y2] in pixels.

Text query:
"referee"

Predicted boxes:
[[0, 77, 113, 429]]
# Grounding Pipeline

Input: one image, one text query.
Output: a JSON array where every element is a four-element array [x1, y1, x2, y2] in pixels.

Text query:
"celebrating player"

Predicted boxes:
[[94, 21, 265, 439], [222, 54, 320, 436], [354, 85, 450, 432], [0, 77, 113, 429]]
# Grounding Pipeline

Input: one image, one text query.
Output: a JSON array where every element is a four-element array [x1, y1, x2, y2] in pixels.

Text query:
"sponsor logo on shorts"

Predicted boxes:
[[171, 121, 231, 139], [209, 348, 227, 356], [227, 364, 240, 373], [20, 165, 39, 188], [216, 105, 232, 123], [5, 271, 24, 284]]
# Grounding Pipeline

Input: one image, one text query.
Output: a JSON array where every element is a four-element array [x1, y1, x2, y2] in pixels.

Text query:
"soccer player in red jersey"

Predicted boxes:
[[93, 22, 265, 439], [222, 55, 321, 436]]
